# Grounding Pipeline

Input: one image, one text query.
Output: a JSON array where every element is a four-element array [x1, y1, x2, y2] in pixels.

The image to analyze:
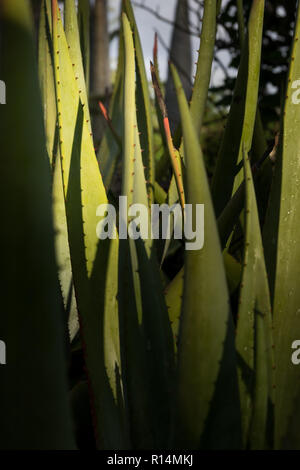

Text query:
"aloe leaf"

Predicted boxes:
[[150, 59, 185, 264], [51, 1, 125, 449], [78, 0, 90, 95], [150, 61, 185, 209], [157, 175, 182, 267], [237, 1, 271, 225], [39, 0, 79, 341], [38, 0, 57, 165], [118, 14, 174, 448], [236, 0, 245, 47], [0, 0, 75, 449], [98, 28, 124, 189], [152, 34, 167, 149], [165, 172, 249, 329], [123, 0, 155, 204], [236, 149, 274, 449], [267, 3, 300, 448], [151, 33, 173, 184], [235, 0, 271, 226], [224, 252, 242, 294], [251, 116, 273, 225], [53, 151, 79, 341], [154, 181, 167, 205], [165, 269, 184, 351], [190, 0, 217, 137], [165, 250, 242, 358], [64, 0, 90, 127], [170, 64, 241, 449], [211, 0, 265, 217]]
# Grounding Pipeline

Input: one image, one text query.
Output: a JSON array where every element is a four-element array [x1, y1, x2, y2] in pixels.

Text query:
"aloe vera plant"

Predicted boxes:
[[0, 0, 75, 449], [1, 0, 300, 451]]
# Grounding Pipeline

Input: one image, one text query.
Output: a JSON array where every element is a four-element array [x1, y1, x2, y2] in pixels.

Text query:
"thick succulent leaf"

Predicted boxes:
[[251, 114, 273, 225], [154, 181, 167, 205], [118, 14, 174, 449], [164, 268, 184, 351], [236, 0, 245, 47], [170, 64, 241, 449], [0, 0, 75, 449], [190, 0, 217, 137], [235, 0, 271, 224], [53, 151, 79, 341], [152, 34, 168, 150], [269, 3, 300, 448], [150, 61, 185, 209], [77, 0, 90, 95], [98, 30, 124, 189], [164, 251, 242, 356], [236, 150, 274, 449], [39, 0, 79, 341], [156, 175, 181, 266], [64, 0, 90, 126], [211, 0, 265, 217], [123, 0, 155, 204], [224, 252, 242, 294], [51, 1, 125, 449], [38, 0, 57, 165]]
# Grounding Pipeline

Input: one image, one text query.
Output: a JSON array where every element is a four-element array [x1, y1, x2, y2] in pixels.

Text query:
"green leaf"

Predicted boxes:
[[123, 0, 155, 204], [235, 149, 274, 449], [235, 1, 271, 225], [236, 0, 245, 48], [64, 0, 90, 126], [164, 252, 241, 357], [118, 14, 174, 448], [53, 150, 79, 341], [51, 1, 126, 449], [38, 0, 57, 165], [39, 0, 79, 341], [224, 252, 242, 294], [267, 3, 300, 448], [97, 30, 124, 189], [211, 0, 265, 217], [170, 64, 241, 449], [78, 0, 90, 95], [154, 181, 167, 205], [190, 0, 217, 137], [152, 33, 167, 151], [164, 269, 184, 352], [0, 0, 75, 449]]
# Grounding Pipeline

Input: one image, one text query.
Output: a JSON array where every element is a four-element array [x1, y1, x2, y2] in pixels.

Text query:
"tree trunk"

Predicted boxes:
[[91, 0, 110, 98]]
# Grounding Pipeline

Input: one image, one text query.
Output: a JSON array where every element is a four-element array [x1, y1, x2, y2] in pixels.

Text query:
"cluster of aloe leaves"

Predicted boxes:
[[1, 0, 300, 450]]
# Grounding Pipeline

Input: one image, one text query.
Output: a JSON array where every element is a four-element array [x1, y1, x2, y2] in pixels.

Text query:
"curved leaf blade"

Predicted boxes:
[[236, 149, 274, 449], [211, 0, 265, 216], [0, 0, 75, 449], [170, 64, 241, 449], [51, 0, 125, 449], [271, 2, 300, 448]]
